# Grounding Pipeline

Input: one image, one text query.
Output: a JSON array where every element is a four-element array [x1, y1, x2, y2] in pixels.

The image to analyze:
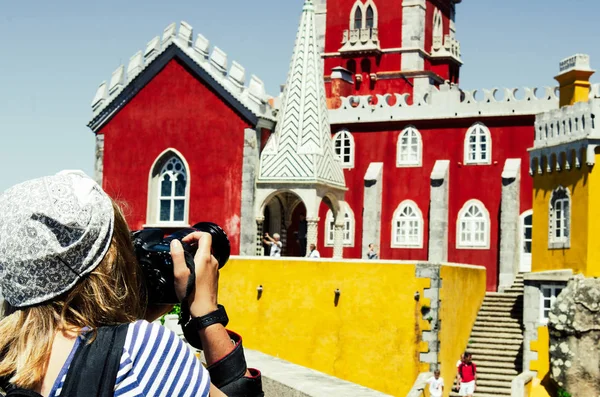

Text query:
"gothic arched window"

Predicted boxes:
[[353, 5, 363, 29], [147, 149, 190, 226], [366, 6, 375, 29], [549, 186, 570, 249]]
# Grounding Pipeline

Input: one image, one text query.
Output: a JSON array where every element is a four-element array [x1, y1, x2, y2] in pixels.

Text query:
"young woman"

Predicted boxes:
[[0, 171, 260, 396]]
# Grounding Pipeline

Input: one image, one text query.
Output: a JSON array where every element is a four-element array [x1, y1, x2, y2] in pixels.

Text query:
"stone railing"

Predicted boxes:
[[530, 98, 600, 172], [328, 83, 559, 124], [340, 27, 380, 53], [406, 372, 433, 397], [89, 21, 274, 130], [533, 99, 600, 149], [431, 34, 461, 63], [510, 371, 535, 397]]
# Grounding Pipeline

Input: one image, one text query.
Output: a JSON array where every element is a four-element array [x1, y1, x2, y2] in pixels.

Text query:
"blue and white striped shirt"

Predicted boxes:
[[50, 320, 211, 396]]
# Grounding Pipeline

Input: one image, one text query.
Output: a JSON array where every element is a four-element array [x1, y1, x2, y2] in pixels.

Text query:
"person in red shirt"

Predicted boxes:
[[457, 352, 477, 397]]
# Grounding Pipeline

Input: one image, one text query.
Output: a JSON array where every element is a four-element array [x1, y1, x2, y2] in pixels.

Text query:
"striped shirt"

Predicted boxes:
[[50, 320, 211, 396]]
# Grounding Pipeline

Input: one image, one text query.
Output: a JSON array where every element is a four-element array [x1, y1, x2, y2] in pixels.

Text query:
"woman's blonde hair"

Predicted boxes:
[[0, 200, 146, 389]]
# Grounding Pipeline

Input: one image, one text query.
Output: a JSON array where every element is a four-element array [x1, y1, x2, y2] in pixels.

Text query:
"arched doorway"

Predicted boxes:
[[260, 191, 307, 257]]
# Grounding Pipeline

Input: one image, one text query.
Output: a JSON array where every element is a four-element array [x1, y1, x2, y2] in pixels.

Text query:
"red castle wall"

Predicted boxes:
[[100, 59, 250, 254], [318, 117, 534, 290]]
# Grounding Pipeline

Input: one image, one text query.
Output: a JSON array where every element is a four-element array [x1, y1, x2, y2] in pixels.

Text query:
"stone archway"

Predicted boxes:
[[258, 190, 307, 257]]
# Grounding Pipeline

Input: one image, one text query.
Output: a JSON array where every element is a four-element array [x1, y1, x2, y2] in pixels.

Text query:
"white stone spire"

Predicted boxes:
[[258, 0, 345, 187]]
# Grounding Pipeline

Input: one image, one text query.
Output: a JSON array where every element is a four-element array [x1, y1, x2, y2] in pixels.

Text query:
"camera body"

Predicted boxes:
[[132, 222, 230, 304]]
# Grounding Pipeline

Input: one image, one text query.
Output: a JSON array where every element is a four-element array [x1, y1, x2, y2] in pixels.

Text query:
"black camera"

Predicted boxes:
[[132, 222, 231, 304]]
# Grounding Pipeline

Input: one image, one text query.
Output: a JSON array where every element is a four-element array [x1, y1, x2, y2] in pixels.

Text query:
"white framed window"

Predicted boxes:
[[351, 1, 363, 29], [540, 284, 565, 324], [457, 200, 490, 249], [464, 123, 492, 165], [396, 126, 422, 167], [146, 149, 191, 227], [549, 186, 570, 249], [432, 8, 443, 49], [325, 206, 355, 247], [349, 0, 378, 30], [333, 130, 355, 169], [392, 200, 423, 248]]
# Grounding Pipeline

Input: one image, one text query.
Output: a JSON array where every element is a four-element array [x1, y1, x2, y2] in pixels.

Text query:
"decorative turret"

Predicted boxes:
[[255, 0, 347, 260], [555, 54, 595, 108], [258, 0, 345, 187]]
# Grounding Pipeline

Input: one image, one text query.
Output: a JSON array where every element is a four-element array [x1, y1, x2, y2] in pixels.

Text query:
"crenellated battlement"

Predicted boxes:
[[529, 86, 600, 173], [328, 83, 559, 124], [88, 21, 275, 131]]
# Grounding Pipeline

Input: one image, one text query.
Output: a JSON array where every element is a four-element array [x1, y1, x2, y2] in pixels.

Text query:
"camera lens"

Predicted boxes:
[[192, 222, 231, 269]]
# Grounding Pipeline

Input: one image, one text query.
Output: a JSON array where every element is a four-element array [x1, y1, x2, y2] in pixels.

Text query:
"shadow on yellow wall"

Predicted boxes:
[[219, 257, 486, 396], [439, 265, 487, 397]]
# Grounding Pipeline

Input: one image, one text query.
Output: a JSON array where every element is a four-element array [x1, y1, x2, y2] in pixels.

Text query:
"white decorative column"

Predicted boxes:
[[240, 129, 259, 256], [362, 163, 384, 259], [428, 160, 450, 262], [401, 0, 431, 101], [307, 218, 319, 254], [499, 159, 521, 291], [255, 218, 265, 256], [95, 134, 104, 186]]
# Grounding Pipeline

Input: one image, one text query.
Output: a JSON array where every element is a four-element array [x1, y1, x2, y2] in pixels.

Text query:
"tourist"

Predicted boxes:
[[297, 214, 308, 257], [308, 243, 320, 258], [426, 370, 444, 397], [263, 232, 283, 257], [0, 171, 262, 396], [367, 243, 379, 259], [453, 353, 465, 392], [457, 352, 477, 397]]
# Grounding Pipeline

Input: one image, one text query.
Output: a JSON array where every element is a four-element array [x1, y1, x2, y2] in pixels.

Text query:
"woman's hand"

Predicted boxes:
[[170, 232, 220, 317]]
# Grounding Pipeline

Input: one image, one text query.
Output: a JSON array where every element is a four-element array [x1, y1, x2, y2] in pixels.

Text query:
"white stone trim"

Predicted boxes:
[[329, 84, 559, 125], [350, 0, 364, 29], [364, 0, 379, 29], [456, 199, 490, 250], [464, 122, 492, 165], [548, 186, 571, 250], [146, 148, 191, 226], [391, 200, 424, 249], [325, 204, 355, 247], [89, 21, 274, 131], [396, 126, 423, 167], [333, 130, 355, 169], [432, 8, 443, 50]]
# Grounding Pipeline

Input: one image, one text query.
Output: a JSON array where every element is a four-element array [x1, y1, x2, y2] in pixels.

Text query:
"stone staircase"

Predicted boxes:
[[450, 274, 524, 397]]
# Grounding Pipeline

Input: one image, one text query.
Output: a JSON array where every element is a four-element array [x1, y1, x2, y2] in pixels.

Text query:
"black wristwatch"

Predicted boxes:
[[184, 304, 229, 331]]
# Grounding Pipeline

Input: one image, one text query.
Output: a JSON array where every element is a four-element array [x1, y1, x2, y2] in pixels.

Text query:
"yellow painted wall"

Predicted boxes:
[[585, 151, 600, 276], [439, 265, 487, 397], [532, 163, 589, 274], [219, 258, 486, 396], [529, 326, 552, 397]]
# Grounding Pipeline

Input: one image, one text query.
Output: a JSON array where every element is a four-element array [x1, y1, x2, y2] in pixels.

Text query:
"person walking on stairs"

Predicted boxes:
[[426, 370, 444, 397], [457, 352, 476, 397]]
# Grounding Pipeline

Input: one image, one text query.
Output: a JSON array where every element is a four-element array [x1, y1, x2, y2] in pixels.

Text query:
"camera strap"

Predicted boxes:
[[178, 250, 197, 331]]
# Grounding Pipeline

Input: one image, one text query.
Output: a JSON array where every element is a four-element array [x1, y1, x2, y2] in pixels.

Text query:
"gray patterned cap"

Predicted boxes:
[[0, 170, 114, 307]]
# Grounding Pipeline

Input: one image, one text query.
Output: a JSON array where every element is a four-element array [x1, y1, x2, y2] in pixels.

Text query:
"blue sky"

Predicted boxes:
[[1, 0, 599, 192]]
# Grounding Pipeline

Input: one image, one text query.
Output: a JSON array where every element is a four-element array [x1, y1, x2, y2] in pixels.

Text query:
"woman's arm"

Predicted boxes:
[[171, 233, 260, 395]]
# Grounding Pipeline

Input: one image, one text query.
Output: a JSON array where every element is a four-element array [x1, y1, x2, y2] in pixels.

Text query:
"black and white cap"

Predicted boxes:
[[0, 170, 114, 307]]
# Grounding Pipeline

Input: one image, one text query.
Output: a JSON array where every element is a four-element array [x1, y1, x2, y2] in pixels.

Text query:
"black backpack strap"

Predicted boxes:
[[59, 323, 129, 397]]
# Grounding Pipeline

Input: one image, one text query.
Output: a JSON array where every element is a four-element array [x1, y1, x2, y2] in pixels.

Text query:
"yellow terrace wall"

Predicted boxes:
[[219, 257, 486, 396], [585, 151, 600, 276], [532, 162, 589, 274], [439, 264, 487, 397]]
